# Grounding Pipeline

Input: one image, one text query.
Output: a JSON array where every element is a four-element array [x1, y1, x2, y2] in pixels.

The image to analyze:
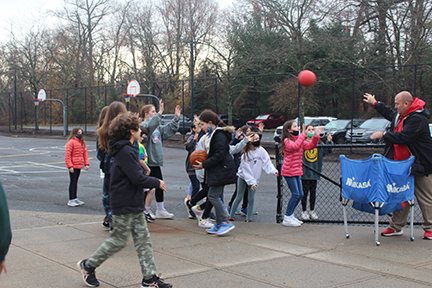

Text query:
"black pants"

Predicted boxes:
[[149, 166, 164, 202], [69, 168, 81, 200], [301, 179, 317, 211], [228, 176, 248, 210]]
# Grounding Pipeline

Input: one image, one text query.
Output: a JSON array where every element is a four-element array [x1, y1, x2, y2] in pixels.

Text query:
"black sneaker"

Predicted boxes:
[[101, 216, 110, 229], [141, 274, 172, 288], [77, 259, 100, 287], [144, 211, 155, 223], [184, 198, 196, 219]]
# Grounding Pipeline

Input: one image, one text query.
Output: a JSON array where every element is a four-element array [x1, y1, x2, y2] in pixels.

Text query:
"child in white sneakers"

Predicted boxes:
[[229, 132, 278, 222], [279, 120, 323, 227]]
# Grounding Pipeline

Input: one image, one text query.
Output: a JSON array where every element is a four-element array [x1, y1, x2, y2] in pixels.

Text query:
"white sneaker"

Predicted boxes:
[[292, 216, 303, 224], [67, 199, 79, 207], [149, 211, 156, 219], [155, 209, 174, 219], [75, 199, 85, 206], [191, 205, 203, 220], [198, 218, 214, 228], [309, 211, 318, 220], [282, 215, 301, 227], [300, 211, 310, 220]]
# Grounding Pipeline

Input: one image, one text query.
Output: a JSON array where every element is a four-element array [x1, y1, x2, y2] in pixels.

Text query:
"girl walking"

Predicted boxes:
[[229, 132, 278, 222], [280, 120, 323, 227], [193, 110, 237, 236], [65, 128, 89, 207]]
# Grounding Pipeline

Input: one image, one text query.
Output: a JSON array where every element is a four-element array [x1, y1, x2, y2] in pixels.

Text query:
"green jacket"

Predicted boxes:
[[301, 140, 334, 180], [0, 181, 11, 262]]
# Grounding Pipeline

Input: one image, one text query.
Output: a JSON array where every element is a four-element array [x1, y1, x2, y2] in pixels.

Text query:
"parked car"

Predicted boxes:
[[160, 114, 192, 135], [218, 114, 247, 129], [273, 116, 337, 142], [247, 113, 285, 129], [320, 119, 365, 144], [345, 117, 391, 143]]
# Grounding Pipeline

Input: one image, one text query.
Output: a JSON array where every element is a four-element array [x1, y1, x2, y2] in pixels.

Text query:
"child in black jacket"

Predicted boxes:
[[78, 113, 172, 288]]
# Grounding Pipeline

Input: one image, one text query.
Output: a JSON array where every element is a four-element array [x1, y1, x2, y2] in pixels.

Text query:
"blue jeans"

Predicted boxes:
[[284, 176, 303, 216]]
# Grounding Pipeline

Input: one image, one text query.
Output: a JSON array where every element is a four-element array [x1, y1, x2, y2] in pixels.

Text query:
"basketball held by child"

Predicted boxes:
[[190, 150, 208, 165], [298, 70, 317, 87]]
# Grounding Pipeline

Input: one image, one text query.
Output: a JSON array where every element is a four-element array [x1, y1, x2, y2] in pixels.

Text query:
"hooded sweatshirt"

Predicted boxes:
[[375, 97, 432, 175], [108, 139, 161, 215]]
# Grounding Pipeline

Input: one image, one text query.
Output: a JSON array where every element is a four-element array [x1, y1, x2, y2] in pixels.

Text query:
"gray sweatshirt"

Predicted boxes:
[[140, 113, 179, 167]]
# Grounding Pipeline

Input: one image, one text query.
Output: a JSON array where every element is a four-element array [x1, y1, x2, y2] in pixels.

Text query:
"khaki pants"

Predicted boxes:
[[390, 174, 432, 232]]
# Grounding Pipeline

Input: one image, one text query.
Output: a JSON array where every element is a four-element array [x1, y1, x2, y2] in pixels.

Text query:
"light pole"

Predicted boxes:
[[14, 70, 17, 130]]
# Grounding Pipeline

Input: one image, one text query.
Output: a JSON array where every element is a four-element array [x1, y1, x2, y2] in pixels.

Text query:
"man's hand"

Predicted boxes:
[[370, 131, 384, 140], [315, 126, 324, 135], [258, 122, 265, 134], [326, 134, 333, 142], [193, 160, 203, 170], [363, 93, 377, 105], [174, 105, 182, 120]]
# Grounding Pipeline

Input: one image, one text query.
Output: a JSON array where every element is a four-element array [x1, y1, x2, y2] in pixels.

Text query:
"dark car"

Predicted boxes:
[[345, 118, 390, 143], [247, 113, 285, 129], [160, 114, 192, 135], [320, 119, 365, 144], [218, 114, 247, 129]]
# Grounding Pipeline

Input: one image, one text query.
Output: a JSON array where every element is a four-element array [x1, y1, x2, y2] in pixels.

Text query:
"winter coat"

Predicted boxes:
[[202, 126, 237, 186], [108, 139, 161, 215], [0, 181, 11, 263], [281, 133, 319, 177], [375, 98, 432, 175], [65, 137, 89, 169]]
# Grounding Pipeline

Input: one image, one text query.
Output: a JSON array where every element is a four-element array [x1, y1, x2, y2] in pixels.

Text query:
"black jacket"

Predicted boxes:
[[109, 139, 160, 215], [375, 101, 432, 175], [202, 127, 237, 186]]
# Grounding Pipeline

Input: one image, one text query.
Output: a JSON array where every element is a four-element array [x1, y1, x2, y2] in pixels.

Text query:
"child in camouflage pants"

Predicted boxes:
[[77, 113, 172, 288]]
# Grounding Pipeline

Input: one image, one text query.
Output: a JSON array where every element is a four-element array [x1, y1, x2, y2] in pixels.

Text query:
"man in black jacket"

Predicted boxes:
[[364, 91, 432, 240]]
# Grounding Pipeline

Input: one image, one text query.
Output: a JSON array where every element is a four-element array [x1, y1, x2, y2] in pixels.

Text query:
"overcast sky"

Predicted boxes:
[[0, 0, 234, 42]]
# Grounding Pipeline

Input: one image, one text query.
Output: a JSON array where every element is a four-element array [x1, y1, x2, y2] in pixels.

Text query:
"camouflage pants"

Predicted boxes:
[[87, 211, 157, 279]]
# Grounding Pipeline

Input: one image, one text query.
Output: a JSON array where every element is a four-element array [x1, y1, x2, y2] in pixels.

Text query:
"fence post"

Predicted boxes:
[[275, 143, 283, 223]]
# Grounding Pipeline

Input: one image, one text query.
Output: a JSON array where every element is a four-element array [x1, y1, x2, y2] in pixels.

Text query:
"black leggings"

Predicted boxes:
[[190, 182, 214, 219], [149, 166, 164, 202], [69, 168, 81, 200], [301, 179, 317, 211]]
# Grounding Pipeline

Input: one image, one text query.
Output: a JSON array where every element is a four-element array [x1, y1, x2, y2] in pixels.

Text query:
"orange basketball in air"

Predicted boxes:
[[190, 149, 208, 165]]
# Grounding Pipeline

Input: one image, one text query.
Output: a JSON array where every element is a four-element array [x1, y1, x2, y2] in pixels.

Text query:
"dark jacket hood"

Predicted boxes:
[[109, 139, 131, 157]]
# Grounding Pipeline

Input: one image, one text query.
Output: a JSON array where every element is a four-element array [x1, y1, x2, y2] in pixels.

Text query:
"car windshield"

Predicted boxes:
[[359, 119, 388, 129], [255, 115, 269, 120], [294, 117, 313, 125], [324, 120, 349, 129]]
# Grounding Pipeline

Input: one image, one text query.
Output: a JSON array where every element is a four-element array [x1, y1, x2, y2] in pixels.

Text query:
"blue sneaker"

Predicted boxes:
[[241, 208, 247, 216], [227, 206, 231, 215], [235, 210, 241, 215], [206, 224, 220, 234], [216, 222, 235, 236]]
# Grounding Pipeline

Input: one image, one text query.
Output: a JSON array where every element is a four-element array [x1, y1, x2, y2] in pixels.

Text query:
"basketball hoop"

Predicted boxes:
[[126, 80, 140, 97], [33, 99, 40, 106]]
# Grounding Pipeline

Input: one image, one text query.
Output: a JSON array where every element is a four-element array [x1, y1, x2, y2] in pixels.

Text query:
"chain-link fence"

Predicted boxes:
[[274, 143, 423, 226]]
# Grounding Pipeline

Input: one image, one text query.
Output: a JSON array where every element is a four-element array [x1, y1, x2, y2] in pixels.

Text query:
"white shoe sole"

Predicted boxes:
[[282, 221, 301, 227]]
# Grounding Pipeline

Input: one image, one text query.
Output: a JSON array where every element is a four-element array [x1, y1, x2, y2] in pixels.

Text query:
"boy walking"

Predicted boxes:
[[77, 113, 172, 288]]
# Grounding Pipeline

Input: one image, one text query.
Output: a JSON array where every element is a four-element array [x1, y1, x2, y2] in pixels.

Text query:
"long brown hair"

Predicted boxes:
[[199, 109, 225, 127], [97, 106, 109, 129], [140, 104, 155, 120], [279, 120, 295, 154], [96, 101, 127, 152], [66, 128, 86, 148], [241, 132, 258, 161]]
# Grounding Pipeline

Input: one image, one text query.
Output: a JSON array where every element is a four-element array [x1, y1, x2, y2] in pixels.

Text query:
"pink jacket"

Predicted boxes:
[[65, 138, 89, 169], [281, 133, 319, 177]]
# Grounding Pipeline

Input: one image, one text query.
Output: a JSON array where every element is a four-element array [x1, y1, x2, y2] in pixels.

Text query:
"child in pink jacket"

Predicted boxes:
[[65, 128, 89, 207], [279, 120, 323, 227]]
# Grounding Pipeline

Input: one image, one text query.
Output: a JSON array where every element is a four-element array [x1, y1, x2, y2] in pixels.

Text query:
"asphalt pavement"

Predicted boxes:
[[0, 133, 431, 288]]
